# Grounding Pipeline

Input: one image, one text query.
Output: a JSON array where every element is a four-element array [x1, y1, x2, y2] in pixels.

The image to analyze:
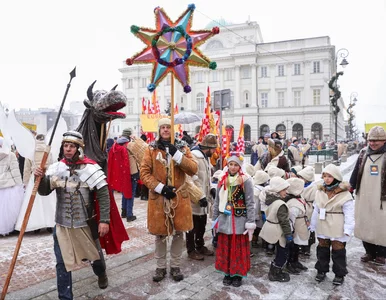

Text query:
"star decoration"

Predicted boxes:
[[126, 4, 219, 93]]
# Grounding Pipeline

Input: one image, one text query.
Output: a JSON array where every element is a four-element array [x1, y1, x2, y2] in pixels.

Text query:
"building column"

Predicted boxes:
[[251, 64, 257, 108], [234, 66, 241, 108]]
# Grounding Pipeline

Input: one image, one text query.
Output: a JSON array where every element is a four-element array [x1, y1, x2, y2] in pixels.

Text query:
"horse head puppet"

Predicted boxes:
[[76, 81, 127, 169]]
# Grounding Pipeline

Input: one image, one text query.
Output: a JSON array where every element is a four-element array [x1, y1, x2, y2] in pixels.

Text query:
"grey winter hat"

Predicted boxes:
[[368, 126, 386, 141], [297, 166, 315, 182], [286, 178, 304, 196], [122, 128, 133, 138], [322, 164, 343, 182]]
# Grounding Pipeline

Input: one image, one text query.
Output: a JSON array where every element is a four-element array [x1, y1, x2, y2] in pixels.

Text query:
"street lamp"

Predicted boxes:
[[329, 48, 350, 143], [347, 92, 358, 141]]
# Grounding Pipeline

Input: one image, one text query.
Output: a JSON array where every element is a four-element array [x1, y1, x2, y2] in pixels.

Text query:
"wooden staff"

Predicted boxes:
[[170, 73, 175, 186], [1, 67, 76, 300], [102, 117, 113, 152]]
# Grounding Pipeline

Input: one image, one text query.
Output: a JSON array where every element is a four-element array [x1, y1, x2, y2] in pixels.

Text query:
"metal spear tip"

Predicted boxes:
[[70, 67, 76, 79]]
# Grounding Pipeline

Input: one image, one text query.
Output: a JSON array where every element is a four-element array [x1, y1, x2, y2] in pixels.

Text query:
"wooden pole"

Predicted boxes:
[[1, 67, 76, 300], [102, 118, 113, 152], [170, 73, 175, 186]]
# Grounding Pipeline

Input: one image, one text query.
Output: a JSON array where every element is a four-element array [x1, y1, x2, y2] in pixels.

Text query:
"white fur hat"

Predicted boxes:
[[253, 170, 270, 186], [270, 177, 290, 193], [245, 163, 255, 176], [368, 126, 386, 141], [267, 166, 285, 179], [286, 178, 305, 196], [290, 165, 302, 175], [158, 118, 171, 128], [297, 166, 315, 182], [322, 164, 343, 182]]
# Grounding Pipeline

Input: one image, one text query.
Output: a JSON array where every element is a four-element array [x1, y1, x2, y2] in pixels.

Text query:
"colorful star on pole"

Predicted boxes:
[[126, 4, 219, 93]]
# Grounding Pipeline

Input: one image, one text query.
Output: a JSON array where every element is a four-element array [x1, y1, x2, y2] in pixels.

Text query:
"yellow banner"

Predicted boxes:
[[139, 114, 179, 132], [0, 130, 3, 137], [364, 122, 386, 133], [22, 122, 37, 131]]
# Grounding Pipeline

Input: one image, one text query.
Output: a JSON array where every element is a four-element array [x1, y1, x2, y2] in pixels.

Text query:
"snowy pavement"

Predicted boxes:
[[3, 154, 386, 299]]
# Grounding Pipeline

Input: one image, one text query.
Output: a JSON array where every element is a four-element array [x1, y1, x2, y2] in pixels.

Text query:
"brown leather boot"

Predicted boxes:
[[188, 250, 204, 260], [360, 253, 374, 263], [197, 246, 214, 256], [152, 268, 166, 282]]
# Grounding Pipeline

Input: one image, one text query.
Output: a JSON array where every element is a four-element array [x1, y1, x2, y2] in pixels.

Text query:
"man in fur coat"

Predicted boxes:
[[140, 118, 198, 282], [350, 125, 386, 265], [254, 138, 290, 173]]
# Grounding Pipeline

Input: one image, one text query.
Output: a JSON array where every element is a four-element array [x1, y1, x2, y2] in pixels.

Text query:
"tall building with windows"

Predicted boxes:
[[118, 20, 346, 142]]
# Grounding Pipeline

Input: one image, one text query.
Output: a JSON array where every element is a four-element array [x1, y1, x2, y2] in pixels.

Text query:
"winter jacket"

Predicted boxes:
[[213, 174, 255, 235], [0, 151, 22, 189]]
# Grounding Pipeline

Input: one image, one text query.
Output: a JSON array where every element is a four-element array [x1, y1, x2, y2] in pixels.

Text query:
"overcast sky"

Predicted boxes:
[[0, 0, 385, 131]]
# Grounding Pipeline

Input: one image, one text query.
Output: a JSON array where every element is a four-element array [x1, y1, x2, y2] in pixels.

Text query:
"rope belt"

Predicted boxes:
[[266, 219, 279, 224]]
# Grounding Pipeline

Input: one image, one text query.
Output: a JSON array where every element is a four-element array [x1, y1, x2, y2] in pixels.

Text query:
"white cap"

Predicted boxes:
[[270, 177, 290, 193], [286, 178, 305, 196], [297, 166, 315, 182], [253, 170, 270, 186], [267, 166, 285, 179], [322, 164, 343, 182]]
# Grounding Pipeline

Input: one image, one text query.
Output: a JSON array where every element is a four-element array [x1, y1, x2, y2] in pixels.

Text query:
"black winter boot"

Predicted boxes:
[[285, 262, 301, 275], [97, 273, 108, 289], [153, 268, 166, 282], [170, 267, 184, 281], [268, 262, 290, 282], [121, 208, 127, 218]]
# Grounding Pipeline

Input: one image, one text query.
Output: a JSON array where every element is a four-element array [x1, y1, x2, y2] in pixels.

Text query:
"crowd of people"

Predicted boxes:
[[1, 122, 385, 297]]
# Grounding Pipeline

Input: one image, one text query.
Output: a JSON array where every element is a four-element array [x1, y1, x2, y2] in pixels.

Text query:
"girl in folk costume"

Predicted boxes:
[[309, 164, 354, 285], [212, 152, 255, 287], [297, 166, 319, 256], [0, 137, 24, 235], [285, 178, 309, 274], [251, 170, 270, 248], [259, 177, 292, 282]]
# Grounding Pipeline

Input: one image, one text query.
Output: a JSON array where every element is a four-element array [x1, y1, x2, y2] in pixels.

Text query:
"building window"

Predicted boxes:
[[243, 91, 250, 107], [225, 68, 234, 81], [127, 79, 133, 89], [211, 70, 219, 82], [141, 78, 147, 88], [294, 91, 301, 106], [294, 63, 301, 75], [261, 66, 267, 78], [292, 123, 303, 138], [196, 92, 205, 112], [313, 61, 320, 73], [241, 66, 251, 79], [313, 89, 321, 105], [278, 65, 284, 76], [244, 124, 251, 141], [260, 124, 270, 136], [261, 92, 268, 108], [127, 98, 134, 114], [311, 123, 323, 140], [277, 91, 285, 107], [196, 71, 204, 83]]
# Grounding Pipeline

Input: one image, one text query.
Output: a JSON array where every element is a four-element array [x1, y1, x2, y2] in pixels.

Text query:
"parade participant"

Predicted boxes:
[[285, 178, 309, 274], [299, 138, 311, 167], [140, 118, 198, 282], [255, 138, 290, 173], [251, 170, 270, 248], [251, 136, 263, 166], [297, 166, 318, 256], [34, 131, 110, 299], [259, 177, 291, 282], [310, 164, 354, 285], [0, 137, 24, 236], [15, 134, 56, 233], [120, 128, 140, 221], [350, 125, 386, 265], [288, 137, 302, 167], [256, 133, 270, 161], [186, 134, 217, 260], [213, 152, 255, 287]]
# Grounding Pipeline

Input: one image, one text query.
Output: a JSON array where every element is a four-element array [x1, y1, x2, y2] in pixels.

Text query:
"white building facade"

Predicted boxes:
[[117, 20, 346, 142]]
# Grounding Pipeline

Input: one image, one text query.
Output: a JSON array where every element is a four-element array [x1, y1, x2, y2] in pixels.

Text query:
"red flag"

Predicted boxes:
[[141, 97, 146, 114], [236, 116, 245, 153], [198, 86, 211, 142]]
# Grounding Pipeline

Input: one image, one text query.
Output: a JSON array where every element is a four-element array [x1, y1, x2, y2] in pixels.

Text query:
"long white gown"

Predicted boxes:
[[15, 175, 56, 231]]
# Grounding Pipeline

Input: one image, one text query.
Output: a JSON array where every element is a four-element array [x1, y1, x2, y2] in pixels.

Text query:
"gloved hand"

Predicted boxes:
[[243, 228, 254, 241], [285, 235, 294, 246], [261, 212, 266, 223], [199, 197, 208, 208], [309, 231, 316, 245], [161, 141, 177, 156], [210, 188, 216, 199], [161, 185, 176, 200]]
